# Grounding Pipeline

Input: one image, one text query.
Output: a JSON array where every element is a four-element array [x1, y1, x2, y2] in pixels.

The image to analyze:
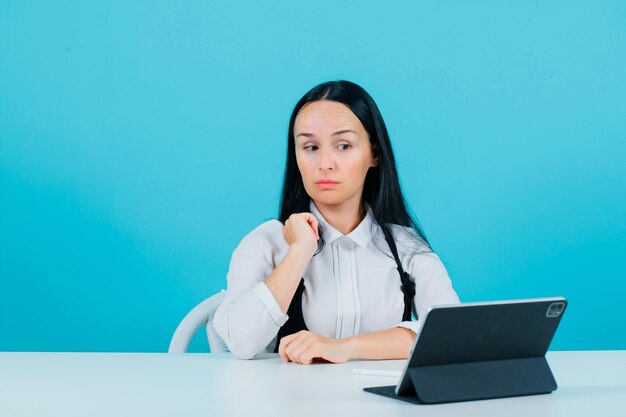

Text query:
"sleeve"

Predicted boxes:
[[213, 221, 289, 359], [395, 243, 460, 335]]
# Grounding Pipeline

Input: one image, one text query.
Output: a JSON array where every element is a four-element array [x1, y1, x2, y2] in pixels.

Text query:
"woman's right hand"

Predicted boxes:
[[283, 213, 320, 258]]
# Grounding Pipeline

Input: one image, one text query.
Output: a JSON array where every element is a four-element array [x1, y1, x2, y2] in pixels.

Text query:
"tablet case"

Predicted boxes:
[[364, 298, 566, 404]]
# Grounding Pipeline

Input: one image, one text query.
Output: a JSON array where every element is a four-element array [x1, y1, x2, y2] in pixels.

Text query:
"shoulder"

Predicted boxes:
[[238, 218, 285, 248], [379, 223, 445, 273], [386, 224, 431, 255], [233, 219, 288, 264]]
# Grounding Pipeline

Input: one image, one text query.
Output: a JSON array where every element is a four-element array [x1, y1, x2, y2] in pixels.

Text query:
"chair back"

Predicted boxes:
[[168, 290, 228, 353]]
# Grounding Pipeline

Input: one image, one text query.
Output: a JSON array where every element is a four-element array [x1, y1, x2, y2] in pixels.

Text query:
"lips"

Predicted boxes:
[[315, 180, 339, 189]]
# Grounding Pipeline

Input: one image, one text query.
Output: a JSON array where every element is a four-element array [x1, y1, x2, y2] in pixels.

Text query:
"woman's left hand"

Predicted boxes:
[[278, 330, 351, 364]]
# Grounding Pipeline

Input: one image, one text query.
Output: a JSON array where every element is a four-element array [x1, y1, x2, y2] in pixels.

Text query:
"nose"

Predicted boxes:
[[318, 148, 335, 171]]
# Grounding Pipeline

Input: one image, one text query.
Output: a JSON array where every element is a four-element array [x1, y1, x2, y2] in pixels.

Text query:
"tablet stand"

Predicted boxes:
[[406, 356, 557, 404]]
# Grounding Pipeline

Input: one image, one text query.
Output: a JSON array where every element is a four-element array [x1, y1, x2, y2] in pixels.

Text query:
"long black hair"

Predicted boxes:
[[278, 80, 432, 257]]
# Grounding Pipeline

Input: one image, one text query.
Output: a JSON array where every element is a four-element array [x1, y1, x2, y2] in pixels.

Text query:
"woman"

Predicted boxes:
[[213, 80, 459, 364]]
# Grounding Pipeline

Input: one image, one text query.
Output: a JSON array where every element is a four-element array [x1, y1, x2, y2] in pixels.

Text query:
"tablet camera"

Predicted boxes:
[[546, 302, 565, 318]]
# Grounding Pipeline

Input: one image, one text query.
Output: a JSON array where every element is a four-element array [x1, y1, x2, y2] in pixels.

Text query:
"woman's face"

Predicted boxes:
[[294, 100, 379, 208]]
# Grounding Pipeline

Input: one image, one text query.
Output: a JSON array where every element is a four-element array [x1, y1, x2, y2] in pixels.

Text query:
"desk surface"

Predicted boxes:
[[1, 351, 625, 417]]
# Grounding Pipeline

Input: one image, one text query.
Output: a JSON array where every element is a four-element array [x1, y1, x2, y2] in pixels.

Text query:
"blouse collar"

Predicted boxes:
[[309, 200, 374, 247]]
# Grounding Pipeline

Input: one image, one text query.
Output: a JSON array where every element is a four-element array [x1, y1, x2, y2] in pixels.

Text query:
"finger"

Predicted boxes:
[[287, 335, 317, 364], [278, 334, 295, 362], [278, 331, 306, 362], [283, 331, 312, 363], [304, 213, 320, 240], [300, 346, 318, 365], [284, 332, 312, 363], [278, 333, 294, 362], [299, 336, 331, 365], [278, 342, 289, 362]]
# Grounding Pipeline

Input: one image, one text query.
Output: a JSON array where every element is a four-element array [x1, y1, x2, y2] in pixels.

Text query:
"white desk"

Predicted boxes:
[[1, 351, 624, 417]]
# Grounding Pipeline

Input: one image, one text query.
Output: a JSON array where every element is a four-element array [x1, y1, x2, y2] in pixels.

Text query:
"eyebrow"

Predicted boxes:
[[296, 129, 357, 139]]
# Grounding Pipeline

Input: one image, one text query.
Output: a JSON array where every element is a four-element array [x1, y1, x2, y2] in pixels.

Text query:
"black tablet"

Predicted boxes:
[[364, 297, 567, 404]]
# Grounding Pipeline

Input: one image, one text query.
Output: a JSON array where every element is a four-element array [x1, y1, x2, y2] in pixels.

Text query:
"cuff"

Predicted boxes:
[[252, 282, 289, 327], [396, 320, 422, 335]]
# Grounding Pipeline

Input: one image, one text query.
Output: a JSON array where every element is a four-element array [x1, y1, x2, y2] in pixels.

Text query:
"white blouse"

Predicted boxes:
[[213, 201, 460, 359]]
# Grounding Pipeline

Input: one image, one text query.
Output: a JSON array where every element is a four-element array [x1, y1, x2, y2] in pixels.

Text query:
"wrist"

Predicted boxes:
[[289, 242, 316, 260], [341, 336, 361, 361]]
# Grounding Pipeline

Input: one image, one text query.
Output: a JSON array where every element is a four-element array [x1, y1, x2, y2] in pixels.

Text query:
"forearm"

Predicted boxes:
[[265, 244, 312, 313], [344, 327, 416, 360]]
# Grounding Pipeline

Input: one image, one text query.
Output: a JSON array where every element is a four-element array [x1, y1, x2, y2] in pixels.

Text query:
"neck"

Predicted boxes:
[[314, 197, 366, 235]]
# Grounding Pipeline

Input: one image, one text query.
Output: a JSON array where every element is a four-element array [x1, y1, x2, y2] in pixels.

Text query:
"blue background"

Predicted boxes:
[[1, 1, 625, 353]]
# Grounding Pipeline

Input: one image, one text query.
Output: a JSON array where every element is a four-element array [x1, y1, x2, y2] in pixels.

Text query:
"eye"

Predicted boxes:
[[338, 144, 351, 151], [303, 145, 318, 152]]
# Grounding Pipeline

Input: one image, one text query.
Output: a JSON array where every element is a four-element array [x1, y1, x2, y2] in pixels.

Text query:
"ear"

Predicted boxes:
[[371, 154, 379, 167]]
